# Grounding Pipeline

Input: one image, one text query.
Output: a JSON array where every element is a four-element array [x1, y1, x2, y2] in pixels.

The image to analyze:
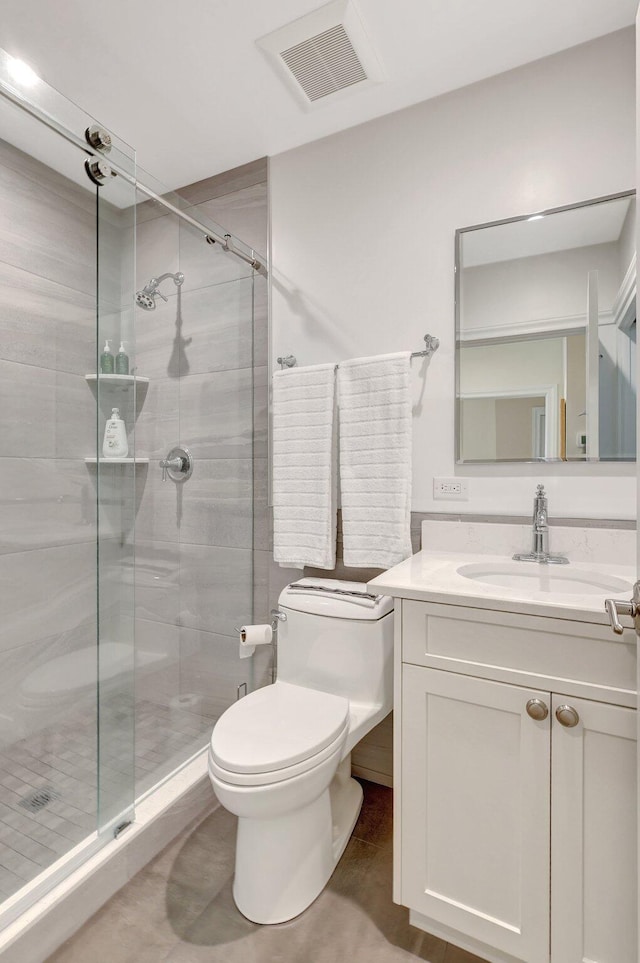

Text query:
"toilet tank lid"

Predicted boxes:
[[279, 578, 394, 620]]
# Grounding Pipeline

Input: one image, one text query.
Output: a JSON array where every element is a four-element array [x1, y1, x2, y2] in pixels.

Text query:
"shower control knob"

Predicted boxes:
[[160, 446, 193, 483], [525, 698, 548, 721], [84, 157, 113, 186]]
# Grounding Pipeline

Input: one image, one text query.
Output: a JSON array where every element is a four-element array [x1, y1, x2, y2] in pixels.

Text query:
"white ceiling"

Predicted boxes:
[[1, 0, 637, 191]]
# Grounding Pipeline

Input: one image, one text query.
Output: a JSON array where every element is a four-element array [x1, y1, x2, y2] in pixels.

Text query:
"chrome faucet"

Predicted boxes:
[[513, 484, 569, 564]]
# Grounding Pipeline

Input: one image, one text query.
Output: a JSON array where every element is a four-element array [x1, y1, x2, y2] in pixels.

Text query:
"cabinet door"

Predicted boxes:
[[401, 665, 550, 963], [551, 694, 637, 963]]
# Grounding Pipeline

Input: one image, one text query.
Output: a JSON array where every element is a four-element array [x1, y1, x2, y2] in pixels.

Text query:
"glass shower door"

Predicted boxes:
[[0, 49, 136, 922]]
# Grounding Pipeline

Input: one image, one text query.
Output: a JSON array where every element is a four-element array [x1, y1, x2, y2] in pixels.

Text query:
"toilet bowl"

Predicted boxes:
[[208, 578, 393, 924]]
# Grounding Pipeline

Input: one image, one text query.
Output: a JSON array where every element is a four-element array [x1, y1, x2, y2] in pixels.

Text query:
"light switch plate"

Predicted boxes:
[[433, 477, 469, 500]]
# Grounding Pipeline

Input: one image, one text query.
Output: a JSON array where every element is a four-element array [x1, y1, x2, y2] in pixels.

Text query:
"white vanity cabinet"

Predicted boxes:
[[394, 599, 637, 963]]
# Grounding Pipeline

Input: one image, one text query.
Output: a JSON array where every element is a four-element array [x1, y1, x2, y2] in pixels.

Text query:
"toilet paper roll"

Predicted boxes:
[[238, 623, 273, 660]]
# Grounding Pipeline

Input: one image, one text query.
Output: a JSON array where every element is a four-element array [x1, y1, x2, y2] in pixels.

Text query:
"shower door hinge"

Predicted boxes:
[[113, 819, 133, 839]]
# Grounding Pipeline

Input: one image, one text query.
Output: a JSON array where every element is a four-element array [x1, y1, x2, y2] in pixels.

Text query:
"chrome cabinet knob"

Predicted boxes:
[[526, 698, 548, 721], [555, 705, 580, 728]]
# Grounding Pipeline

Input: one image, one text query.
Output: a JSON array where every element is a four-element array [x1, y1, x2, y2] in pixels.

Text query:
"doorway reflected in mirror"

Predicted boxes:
[[456, 191, 636, 463]]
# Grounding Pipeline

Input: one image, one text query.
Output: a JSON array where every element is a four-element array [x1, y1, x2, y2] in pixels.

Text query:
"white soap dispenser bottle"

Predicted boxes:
[[102, 407, 129, 459]]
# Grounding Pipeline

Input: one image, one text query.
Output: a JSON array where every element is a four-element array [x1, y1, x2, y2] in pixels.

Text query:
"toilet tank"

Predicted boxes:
[[276, 579, 394, 709]]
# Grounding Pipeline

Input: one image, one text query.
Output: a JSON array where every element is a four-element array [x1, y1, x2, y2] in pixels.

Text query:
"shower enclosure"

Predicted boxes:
[[0, 50, 265, 930]]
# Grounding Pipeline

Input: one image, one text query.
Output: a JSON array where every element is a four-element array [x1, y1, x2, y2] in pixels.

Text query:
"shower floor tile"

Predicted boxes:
[[0, 697, 217, 902], [46, 781, 489, 963]]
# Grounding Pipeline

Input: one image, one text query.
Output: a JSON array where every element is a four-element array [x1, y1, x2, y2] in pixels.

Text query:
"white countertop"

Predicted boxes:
[[368, 550, 636, 626]]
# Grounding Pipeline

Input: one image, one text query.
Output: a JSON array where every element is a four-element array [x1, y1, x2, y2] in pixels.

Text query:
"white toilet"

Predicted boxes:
[[208, 578, 394, 924]]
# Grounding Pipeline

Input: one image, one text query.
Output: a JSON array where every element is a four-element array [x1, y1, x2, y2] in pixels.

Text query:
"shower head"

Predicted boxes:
[[135, 271, 185, 310], [135, 291, 156, 310]]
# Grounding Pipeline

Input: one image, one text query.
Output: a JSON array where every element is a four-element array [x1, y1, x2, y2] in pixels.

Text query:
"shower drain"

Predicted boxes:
[[19, 786, 60, 814]]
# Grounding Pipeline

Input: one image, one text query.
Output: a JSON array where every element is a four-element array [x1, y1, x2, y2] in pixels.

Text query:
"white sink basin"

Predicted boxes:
[[456, 562, 632, 597]]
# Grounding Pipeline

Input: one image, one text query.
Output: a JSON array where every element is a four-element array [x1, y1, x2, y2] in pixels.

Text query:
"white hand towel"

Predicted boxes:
[[338, 352, 412, 569], [272, 363, 337, 569]]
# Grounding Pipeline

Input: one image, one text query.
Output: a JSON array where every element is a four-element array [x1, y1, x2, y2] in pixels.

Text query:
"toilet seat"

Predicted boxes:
[[209, 720, 348, 788], [210, 681, 349, 782]]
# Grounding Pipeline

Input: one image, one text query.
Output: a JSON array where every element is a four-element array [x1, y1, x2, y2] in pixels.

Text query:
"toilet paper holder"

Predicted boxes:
[[234, 610, 286, 688], [234, 610, 287, 640]]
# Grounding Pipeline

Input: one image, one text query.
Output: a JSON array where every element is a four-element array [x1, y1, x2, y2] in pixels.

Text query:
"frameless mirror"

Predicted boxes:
[[456, 192, 636, 463]]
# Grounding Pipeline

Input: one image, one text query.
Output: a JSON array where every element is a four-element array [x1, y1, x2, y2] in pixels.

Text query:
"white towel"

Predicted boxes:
[[272, 364, 337, 569], [338, 352, 412, 569]]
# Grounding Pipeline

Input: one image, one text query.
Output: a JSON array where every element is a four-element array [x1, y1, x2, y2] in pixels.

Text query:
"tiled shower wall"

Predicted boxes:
[[0, 139, 98, 714], [0, 135, 131, 891], [132, 159, 270, 794]]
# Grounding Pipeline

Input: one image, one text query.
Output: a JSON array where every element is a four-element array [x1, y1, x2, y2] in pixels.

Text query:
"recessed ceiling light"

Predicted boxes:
[[527, 214, 545, 221], [7, 57, 40, 88]]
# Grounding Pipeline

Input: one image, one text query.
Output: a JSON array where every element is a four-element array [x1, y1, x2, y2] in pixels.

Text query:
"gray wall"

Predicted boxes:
[[132, 159, 270, 793]]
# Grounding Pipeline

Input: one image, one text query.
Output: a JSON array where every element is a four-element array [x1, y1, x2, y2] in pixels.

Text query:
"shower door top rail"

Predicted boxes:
[[0, 45, 267, 279]]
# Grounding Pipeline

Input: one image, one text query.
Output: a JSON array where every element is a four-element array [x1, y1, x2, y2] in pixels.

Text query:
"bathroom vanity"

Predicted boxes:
[[369, 548, 638, 963]]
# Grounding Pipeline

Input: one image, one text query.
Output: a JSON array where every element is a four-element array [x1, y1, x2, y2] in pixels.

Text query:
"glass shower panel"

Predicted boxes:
[[0, 98, 101, 904], [0, 49, 136, 920], [132, 192, 256, 795]]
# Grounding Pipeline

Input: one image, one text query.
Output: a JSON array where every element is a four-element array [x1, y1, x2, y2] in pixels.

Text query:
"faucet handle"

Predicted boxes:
[[536, 483, 546, 495]]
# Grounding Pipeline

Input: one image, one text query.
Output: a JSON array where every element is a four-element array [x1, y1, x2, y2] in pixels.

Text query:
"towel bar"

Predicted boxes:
[[276, 334, 440, 370]]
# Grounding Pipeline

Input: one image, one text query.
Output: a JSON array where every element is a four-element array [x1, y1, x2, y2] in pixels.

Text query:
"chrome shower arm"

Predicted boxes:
[[152, 272, 184, 288]]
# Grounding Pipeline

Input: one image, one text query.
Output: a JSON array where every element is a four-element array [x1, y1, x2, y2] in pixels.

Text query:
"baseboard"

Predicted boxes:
[[0, 753, 216, 963]]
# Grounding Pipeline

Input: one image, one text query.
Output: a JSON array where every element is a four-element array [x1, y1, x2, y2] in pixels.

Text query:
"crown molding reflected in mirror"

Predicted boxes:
[[455, 191, 636, 465]]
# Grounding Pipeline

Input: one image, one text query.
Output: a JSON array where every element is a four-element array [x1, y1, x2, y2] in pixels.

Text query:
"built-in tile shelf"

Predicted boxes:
[[85, 374, 150, 385], [84, 457, 150, 465]]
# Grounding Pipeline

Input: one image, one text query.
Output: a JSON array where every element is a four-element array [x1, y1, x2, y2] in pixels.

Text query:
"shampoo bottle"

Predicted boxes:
[[115, 341, 129, 375], [102, 407, 129, 459], [100, 340, 114, 374]]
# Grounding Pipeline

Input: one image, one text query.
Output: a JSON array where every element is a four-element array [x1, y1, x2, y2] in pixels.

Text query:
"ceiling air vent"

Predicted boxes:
[[281, 24, 367, 103], [257, 0, 384, 110]]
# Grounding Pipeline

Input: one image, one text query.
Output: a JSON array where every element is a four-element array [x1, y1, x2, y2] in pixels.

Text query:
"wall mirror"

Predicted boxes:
[[455, 191, 636, 463]]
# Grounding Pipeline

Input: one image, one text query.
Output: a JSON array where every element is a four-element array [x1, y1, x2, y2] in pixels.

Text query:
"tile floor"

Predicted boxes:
[[47, 780, 487, 963], [0, 695, 213, 901]]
